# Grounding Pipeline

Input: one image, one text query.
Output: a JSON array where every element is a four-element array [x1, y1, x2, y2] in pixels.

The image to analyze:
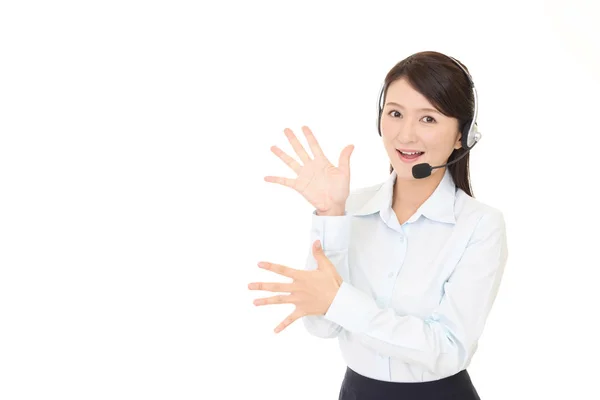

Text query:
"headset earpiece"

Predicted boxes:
[[462, 121, 481, 150]]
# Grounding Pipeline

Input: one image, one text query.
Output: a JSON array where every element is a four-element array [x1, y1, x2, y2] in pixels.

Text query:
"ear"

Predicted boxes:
[[454, 132, 462, 150]]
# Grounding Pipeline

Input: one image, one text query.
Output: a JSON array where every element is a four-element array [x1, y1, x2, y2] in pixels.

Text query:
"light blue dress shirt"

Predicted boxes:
[[302, 168, 508, 383]]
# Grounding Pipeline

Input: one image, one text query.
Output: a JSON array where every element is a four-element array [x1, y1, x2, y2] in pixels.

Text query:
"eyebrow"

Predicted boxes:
[[385, 102, 440, 114]]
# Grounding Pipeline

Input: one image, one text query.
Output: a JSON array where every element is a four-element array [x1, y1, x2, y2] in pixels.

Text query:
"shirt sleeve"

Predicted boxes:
[[323, 210, 508, 376], [301, 210, 352, 339]]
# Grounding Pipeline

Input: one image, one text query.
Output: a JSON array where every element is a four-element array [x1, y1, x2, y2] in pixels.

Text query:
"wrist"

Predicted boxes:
[[316, 205, 346, 216], [325, 281, 342, 315]]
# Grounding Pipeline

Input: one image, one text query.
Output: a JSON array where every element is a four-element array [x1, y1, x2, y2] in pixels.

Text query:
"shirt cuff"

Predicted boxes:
[[324, 281, 378, 333], [311, 210, 351, 252]]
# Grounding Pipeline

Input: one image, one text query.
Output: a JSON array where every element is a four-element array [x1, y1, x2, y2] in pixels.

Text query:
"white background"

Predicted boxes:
[[1, 1, 598, 399]]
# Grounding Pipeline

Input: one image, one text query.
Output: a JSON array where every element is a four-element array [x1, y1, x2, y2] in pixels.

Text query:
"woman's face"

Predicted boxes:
[[380, 78, 462, 180]]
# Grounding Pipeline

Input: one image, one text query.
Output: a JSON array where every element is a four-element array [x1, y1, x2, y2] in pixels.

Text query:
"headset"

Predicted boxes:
[[376, 55, 482, 179]]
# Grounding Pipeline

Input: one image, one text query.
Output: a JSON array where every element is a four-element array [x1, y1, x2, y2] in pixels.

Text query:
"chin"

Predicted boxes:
[[391, 164, 417, 180]]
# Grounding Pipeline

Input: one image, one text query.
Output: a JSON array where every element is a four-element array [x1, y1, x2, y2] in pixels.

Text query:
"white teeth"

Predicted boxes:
[[400, 151, 422, 155]]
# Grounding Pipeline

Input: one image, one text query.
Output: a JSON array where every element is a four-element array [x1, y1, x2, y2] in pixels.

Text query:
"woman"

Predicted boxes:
[[248, 51, 508, 399]]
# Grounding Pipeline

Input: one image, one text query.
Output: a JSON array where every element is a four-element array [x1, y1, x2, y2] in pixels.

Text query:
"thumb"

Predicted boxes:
[[312, 239, 326, 263], [338, 144, 354, 175], [313, 240, 335, 272]]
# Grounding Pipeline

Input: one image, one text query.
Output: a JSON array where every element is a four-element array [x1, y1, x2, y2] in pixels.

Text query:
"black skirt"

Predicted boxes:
[[339, 367, 481, 400]]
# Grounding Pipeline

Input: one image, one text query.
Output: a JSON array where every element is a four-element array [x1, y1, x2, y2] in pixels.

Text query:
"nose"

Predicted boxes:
[[396, 119, 418, 144]]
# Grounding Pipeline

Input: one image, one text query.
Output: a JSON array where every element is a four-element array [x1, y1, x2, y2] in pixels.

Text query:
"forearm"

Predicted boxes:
[[324, 282, 466, 375]]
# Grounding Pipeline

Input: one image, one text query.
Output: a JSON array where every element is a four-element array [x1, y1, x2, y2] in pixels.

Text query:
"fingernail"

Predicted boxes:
[[316, 240, 322, 249]]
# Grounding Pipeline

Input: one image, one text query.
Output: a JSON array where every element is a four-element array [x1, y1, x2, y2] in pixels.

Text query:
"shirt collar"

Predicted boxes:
[[352, 168, 457, 224]]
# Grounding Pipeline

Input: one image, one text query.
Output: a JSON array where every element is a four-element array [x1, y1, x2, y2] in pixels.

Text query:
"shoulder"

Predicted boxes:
[[455, 189, 507, 241]]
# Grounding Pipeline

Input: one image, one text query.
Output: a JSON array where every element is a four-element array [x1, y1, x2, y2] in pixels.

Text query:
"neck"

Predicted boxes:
[[392, 168, 446, 212]]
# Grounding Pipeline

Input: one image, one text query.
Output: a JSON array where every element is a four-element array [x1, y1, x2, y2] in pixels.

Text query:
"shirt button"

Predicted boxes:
[[398, 236, 404, 242], [388, 272, 394, 278]]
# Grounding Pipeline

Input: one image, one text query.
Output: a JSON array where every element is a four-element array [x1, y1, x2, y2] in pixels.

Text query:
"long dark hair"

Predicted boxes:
[[382, 51, 476, 197]]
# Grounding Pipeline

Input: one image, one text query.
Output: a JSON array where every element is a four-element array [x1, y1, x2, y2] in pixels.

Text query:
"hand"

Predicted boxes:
[[248, 239, 343, 333], [265, 126, 354, 214]]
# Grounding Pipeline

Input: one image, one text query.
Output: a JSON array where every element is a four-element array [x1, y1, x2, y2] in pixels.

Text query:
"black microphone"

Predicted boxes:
[[412, 144, 476, 179]]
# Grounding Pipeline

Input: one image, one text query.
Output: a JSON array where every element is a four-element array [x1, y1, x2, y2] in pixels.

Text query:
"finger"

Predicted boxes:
[[253, 294, 295, 306], [264, 175, 296, 189], [312, 239, 326, 260], [284, 128, 312, 164], [270, 145, 301, 174], [274, 309, 304, 333], [247, 281, 295, 293], [257, 262, 299, 279], [301, 126, 325, 159], [338, 144, 354, 176], [312, 240, 334, 271]]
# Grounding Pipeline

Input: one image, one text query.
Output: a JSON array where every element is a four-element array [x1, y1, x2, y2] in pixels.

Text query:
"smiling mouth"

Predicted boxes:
[[397, 150, 425, 162]]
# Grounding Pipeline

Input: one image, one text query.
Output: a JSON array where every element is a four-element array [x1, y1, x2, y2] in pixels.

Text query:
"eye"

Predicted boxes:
[[388, 110, 401, 118], [422, 116, 436, 123]]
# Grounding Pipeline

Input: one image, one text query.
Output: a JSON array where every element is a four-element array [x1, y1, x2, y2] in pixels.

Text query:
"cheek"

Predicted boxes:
[[422, 130, 459, 151], [379, 118, 394, 137]]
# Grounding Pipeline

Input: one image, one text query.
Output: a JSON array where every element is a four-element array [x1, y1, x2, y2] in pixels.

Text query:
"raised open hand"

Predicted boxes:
[[265, 126, 354, 214], [248, 239, 343, 333]]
